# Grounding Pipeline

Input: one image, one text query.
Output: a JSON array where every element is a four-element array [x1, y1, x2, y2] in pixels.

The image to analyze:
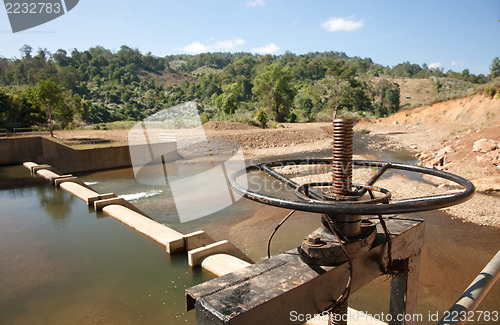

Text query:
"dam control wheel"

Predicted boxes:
[[229, 119, 475, 267], [229, 119, 475, 323], [229, 158, 475, 216]]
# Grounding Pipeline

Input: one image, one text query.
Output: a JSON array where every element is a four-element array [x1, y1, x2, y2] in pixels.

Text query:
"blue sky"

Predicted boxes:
[[1, 0, 499, 75]]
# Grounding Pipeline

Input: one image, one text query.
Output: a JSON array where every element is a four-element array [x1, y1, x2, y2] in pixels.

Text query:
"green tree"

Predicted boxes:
[[490, 57, 500, 78], [20, 45, 32, 59], [294, 92, 314, 122], [384, 88, 400, 114], [0, 88, 11, 125], [252, 63, 296, 122], [211, 82, 243, 114], [311, 76, 349, 117], [27, 80, 65, 137]]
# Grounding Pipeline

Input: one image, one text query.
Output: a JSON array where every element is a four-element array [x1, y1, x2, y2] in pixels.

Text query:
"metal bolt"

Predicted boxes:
[[307, 234, 324, 245]]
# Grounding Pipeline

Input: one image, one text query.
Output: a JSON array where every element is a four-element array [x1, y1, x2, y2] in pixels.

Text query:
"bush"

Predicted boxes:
[[484, 87, 497, 98], [255, 109, 268, 128], [360, 128, 371, 135], [199, 112, 211, 124], [314, 108, 334, 122]]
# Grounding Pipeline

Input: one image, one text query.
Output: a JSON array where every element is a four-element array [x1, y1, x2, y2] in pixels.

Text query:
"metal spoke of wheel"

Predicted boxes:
[[230, 159, 475, 216]]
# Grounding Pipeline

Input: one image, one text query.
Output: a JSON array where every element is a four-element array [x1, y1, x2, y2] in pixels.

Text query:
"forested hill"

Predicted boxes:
[[0, 45, 497, 130]]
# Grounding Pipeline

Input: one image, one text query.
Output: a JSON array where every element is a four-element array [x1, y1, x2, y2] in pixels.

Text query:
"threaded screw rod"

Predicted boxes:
[[329, 298, 348, 325], [331, 119, 354, 196]]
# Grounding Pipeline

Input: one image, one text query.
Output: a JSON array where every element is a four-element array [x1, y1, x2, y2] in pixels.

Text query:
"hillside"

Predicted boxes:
[[140, 70, 197, 87], [382, 93, 500, 126], [0, 47, 495, 130]]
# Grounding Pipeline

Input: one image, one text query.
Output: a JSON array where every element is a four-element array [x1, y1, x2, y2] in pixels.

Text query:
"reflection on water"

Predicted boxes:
[[35, 186, 75, 226], [0, 166, 211, 325]]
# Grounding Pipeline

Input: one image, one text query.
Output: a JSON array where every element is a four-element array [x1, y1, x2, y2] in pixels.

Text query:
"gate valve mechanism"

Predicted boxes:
[[230, 119, 475, 266], [229, 118, 475, 325]]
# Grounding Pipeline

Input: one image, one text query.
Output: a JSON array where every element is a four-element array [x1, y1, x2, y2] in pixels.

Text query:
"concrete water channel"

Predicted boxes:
[[0, 136, 499, 324]]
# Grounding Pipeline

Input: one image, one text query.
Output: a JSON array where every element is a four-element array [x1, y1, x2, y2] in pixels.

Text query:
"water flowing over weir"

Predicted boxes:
[[1, 137, 499, 324]]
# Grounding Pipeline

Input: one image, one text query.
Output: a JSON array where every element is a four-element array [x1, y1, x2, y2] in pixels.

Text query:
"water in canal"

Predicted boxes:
[[1, 134, 499, 324], [0, 166, 211, 324]]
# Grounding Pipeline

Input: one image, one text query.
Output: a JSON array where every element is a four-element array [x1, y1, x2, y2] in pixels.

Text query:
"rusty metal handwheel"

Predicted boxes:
[[230, 159, 475, 215]]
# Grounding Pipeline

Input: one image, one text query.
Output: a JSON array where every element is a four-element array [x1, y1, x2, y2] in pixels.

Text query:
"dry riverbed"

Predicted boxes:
[[356, 121, 499, 228], [51, 120, 499, 228]]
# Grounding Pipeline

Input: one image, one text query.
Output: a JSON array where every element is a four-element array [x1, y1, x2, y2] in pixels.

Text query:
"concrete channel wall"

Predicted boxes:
[[0, 136, 178, 174]]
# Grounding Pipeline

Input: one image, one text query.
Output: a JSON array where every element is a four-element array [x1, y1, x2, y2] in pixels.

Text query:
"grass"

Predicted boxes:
[[60, 140, 129, 150], [359, 128, 371, 135]]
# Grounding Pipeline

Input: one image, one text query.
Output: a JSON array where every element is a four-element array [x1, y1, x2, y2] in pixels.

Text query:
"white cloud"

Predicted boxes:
[[251, 43, 280, 54], [322, 16, 364, 32], [429, 62, 442, 70], [181, 42, 209, 54], [181, 38, 246, 53], [450, 60, 466, 68], [246, 0, 265, 7], [212, 38, 246, 50]]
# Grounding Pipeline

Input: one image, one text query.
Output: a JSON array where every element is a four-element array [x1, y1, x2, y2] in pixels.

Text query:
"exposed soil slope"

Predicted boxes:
[[382, 93, 500, 126], [361, 93, 499, 227]]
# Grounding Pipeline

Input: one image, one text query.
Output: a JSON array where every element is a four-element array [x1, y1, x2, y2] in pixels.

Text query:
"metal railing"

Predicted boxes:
[[13, 127, 33, 136], [438, 249, 500, 325], [0, 127, 49, 138]]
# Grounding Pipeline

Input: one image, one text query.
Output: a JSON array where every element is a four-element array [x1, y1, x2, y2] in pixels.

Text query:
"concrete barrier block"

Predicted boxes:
[[32, 164, 52, 173], [183, 230, 216, 251], [201, 254, 252, 277], [48, 174, 73, 185], [54, 176, 80, 187], [166, 237, 185, 255], [100, 204, 185, 254], [60, 181, 100, 203], [94, 197, 147, 217], [188, 240, 254, 267], [54, 176, 95, 189], [87, 193, 117, 206], [23, 162, 38, 171], [36, 169, 63, 182]]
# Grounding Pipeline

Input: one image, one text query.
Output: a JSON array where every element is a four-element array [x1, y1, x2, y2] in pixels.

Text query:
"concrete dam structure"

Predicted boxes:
[[1, 136, 178, 174]]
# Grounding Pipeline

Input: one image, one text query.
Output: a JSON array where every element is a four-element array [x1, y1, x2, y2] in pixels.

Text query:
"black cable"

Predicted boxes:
[[368, 189, 394, 274], [266, 206, 353, 313], [324, 218, 353, 313], [267, 210, 296, 258]]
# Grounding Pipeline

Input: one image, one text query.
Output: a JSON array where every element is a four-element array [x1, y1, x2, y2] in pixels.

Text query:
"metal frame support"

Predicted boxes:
[[186, 216, 425, 325], [389, 253, 422, 325]]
